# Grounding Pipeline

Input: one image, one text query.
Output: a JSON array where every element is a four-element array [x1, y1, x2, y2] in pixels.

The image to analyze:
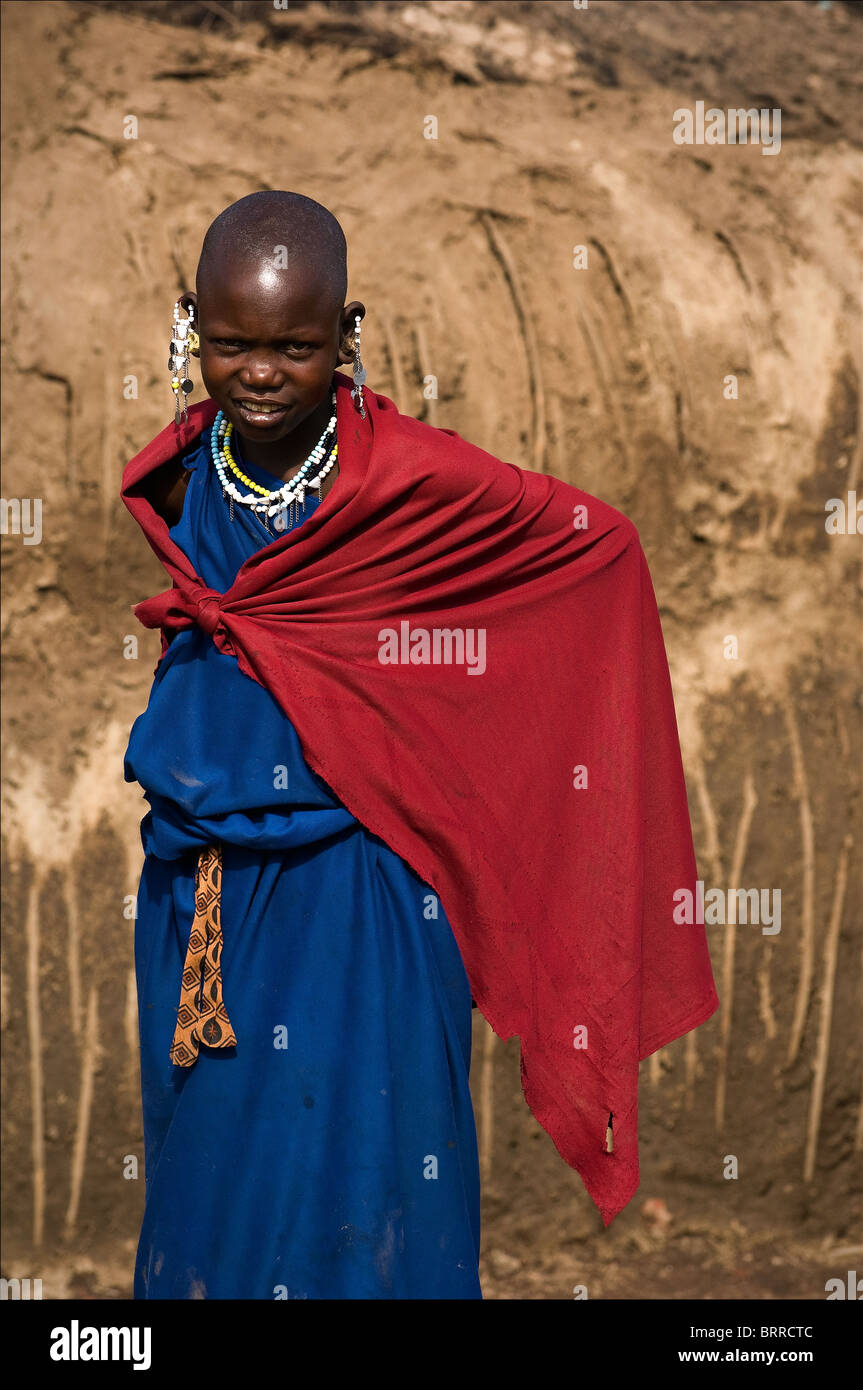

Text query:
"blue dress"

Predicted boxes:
[[124, 426, 482, 1299]]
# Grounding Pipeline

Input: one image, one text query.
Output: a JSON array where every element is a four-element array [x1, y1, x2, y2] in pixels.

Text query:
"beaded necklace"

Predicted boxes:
[[210, 390, 338, 532]]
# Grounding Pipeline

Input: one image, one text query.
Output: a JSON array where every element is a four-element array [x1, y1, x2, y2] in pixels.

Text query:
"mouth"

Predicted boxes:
[[232, 398, 292, 427]]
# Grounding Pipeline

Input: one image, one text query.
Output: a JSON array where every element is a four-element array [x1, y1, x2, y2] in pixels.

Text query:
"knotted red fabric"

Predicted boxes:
[[121, 369, 718, 1225]]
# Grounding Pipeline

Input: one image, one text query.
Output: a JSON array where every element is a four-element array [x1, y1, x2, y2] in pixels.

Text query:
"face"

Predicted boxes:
[[182, 259, 360, 445]]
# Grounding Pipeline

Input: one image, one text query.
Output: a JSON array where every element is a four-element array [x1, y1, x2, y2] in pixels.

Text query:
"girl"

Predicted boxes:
[[121, 190, 718, 1300]]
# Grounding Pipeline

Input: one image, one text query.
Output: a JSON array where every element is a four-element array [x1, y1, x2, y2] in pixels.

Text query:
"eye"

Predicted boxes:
[[212, 339, 246, 351], [279, 341, 314, 354]]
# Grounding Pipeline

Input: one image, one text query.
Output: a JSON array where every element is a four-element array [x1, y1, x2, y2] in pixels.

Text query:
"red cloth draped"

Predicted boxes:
[[121, 370, 718, 1225]]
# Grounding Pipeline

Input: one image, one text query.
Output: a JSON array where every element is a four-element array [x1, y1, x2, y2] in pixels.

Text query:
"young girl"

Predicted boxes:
[[121, 190, 718, 1300]]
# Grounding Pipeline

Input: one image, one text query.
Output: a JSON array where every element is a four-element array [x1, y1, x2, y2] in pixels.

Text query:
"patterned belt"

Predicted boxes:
[[169, 843, 238, 1067]]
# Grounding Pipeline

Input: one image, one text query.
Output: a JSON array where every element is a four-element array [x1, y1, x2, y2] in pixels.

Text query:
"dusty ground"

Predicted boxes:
[[1, 0, 861, 1300]]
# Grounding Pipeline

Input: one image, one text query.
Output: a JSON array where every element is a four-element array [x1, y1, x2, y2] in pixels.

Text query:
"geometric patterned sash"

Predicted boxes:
[[169, 843, 238, 1067]]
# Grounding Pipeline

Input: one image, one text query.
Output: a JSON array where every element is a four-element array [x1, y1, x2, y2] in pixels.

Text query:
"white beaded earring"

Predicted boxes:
[[351, 313, 367, 418], [169, 300, 196, 424]]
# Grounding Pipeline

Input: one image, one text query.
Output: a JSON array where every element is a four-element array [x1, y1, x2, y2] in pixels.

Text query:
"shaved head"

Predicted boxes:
[[196, 190, 348, 308]]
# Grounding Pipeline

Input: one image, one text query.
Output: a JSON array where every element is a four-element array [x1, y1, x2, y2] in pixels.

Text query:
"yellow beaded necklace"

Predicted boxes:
[[220, 422, 275, 498]]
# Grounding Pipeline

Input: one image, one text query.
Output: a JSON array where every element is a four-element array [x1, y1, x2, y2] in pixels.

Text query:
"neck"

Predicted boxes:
[[235, 391, 334, 482]]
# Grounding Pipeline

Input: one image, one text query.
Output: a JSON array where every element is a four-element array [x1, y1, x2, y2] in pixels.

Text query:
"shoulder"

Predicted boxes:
[[122, 399, 217, 496], [373, 394, 639, 548]]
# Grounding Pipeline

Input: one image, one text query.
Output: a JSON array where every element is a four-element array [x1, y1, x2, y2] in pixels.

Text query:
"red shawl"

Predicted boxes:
[[121, 370, 718, 1225]]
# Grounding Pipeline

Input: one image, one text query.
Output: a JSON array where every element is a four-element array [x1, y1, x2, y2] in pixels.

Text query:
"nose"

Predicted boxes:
[[238, 350, 284, 387]]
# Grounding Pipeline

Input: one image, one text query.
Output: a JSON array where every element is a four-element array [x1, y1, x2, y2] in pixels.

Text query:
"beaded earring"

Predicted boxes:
[[169, 300, 196, 424], [351, 313, 367, 418]]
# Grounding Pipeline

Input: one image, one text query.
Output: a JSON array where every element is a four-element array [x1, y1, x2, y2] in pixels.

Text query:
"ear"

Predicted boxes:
[[175, 291, 200, 355], [177, 290, 198, 318], [337, 300, 365, 365]]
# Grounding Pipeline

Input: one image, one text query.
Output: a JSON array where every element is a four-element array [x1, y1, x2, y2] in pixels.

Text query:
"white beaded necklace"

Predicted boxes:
[[210, 390, 338, 531]]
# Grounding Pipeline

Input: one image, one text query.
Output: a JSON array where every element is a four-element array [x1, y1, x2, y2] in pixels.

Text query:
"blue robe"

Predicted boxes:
[[124, 427, 482, 1299]]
